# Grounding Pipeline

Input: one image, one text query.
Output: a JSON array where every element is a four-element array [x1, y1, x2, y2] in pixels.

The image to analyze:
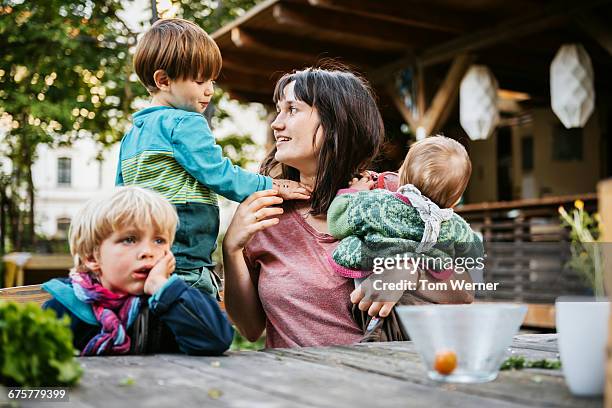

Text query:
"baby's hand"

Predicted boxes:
[[273, 179, 311, 200], [348, 175, 375, 191], [144, 251, 176, 295], [350, 285, 397, 317]]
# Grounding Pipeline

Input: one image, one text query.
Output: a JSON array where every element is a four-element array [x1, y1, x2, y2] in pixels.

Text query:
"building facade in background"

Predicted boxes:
[[31, 99, 269, 239], [33, 139, 119, 238]]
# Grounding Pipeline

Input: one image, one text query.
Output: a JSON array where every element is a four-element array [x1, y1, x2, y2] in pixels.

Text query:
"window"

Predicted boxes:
[[521, 136, 534, 172], [552, 127, 582, 161], [56, 217, 71, 238], [57, 157, 71, 186]]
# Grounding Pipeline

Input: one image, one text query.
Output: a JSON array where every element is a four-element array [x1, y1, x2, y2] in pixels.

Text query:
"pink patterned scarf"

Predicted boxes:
[[70, 271, 140, 355]]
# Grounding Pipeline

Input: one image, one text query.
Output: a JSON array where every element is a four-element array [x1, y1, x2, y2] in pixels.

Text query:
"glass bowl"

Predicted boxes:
[[396, 304, 527, 383]]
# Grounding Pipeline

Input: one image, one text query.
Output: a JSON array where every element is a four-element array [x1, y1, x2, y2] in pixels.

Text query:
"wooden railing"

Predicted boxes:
[[456, 193, 597, 305]]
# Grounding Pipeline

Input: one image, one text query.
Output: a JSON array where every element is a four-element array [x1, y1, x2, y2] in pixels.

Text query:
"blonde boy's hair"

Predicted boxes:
[[133, 18, 222, 93], [399, 135, 472, 208], [69, 186, 178, 271]]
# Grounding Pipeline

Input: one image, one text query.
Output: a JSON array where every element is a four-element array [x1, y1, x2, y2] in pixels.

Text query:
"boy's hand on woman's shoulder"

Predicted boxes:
[[272, 179, 312, 201], [144, 251, 176, 295]]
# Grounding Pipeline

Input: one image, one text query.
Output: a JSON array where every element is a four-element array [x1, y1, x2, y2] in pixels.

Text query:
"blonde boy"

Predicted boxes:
[[116, 18, 309, 298], [43, 186, 233, 356]]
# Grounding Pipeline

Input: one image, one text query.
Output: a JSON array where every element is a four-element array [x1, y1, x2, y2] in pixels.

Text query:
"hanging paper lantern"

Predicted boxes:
[[460, 65, 499, 140], [550, 44, 595, 129]]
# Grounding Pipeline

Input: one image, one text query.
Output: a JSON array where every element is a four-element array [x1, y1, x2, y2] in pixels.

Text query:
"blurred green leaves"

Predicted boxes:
[[0, 302, 82, 386]]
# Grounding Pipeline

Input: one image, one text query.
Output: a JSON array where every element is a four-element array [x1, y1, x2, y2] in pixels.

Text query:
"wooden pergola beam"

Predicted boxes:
[[385, 55, 473, 137], [419, 0, 611, 67], [374, 0, 612, 82], [222, 50, 306, 77], [227, 90, 274, 105], [272, 3, 449, 51], [574, 12, 612, 56], [420, 54, 473, 135], [306, 0, 469, 34], [230, 28, 392, 69], [219, 69, 277, 95], [212, 0, 279, 39], [231, 28, 317, 62]]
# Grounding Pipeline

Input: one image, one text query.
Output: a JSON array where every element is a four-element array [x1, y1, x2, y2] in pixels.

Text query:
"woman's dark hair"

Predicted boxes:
[[260, 66, 384, 215]]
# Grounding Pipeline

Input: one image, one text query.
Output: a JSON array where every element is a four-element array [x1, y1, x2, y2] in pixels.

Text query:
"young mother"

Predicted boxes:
[[222, 67, 471, 348]]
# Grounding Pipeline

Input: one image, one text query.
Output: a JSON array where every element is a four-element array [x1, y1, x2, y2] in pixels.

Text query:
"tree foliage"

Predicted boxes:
[[0, 0, 263, 253], [0, 0, 138, 251]]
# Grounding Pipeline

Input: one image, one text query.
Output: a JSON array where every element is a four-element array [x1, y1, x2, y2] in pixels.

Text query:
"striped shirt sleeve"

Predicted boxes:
[[170, 113, 272, 202]]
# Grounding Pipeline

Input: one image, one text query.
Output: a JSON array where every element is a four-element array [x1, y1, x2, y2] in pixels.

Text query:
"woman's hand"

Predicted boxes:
[[223, 190, 284, 253]]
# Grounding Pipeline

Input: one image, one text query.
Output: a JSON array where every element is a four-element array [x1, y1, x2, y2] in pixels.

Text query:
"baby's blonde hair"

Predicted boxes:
[[69, 186, 178, 271], [399, 135, 472, 208]]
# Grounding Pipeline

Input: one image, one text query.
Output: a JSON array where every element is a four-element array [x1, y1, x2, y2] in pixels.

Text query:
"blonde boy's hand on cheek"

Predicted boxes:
[[144, 251, 176, 295]]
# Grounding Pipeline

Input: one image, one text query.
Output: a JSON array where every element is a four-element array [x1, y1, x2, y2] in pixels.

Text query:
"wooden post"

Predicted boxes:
[[419, 54, 473, 135], [386, 54, 472, 137], [598, 178, 612, 408]]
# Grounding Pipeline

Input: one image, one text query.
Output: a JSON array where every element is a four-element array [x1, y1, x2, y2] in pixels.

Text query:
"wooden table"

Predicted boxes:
[[4, 334, 603, 407], [3, 254, 72, 287]]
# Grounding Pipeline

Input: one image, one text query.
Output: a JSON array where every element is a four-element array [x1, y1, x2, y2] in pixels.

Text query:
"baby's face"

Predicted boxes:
[[90, 225, 171, 295]]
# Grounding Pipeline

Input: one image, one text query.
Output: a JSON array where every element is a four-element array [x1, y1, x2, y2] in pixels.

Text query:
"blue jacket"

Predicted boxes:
[[42, 275, 234, 355], [116, 106, 272, 270]]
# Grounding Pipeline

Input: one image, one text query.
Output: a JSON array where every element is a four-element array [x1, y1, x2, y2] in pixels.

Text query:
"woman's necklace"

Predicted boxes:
[[297, 205, 311, 220]]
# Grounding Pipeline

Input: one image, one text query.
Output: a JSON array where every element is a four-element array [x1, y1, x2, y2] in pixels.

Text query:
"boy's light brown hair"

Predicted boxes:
[[399, 135, 472, 208], [69, 186, 179, 273], [133, 18, 222, 93]]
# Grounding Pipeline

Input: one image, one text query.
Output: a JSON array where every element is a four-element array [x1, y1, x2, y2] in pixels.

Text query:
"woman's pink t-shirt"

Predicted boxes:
[[243, 203, 362, 348]]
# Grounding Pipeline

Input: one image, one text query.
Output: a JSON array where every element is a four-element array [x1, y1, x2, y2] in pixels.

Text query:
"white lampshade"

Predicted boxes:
[[460, 65, 500, 140], [550, 44, 595, 129]]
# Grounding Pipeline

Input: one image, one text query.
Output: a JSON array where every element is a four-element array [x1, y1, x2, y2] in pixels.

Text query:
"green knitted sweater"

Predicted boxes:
[[327, 189, 484, 277]]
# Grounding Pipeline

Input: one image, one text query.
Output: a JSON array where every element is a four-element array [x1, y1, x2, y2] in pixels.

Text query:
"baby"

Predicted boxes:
[[327, 135, 483, 317]]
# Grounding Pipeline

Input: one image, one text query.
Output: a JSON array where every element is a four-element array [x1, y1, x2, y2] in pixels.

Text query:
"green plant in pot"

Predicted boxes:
[[0, 301, 82, 387], [556, 200, 608, 396], [558, 199, 604, 297]]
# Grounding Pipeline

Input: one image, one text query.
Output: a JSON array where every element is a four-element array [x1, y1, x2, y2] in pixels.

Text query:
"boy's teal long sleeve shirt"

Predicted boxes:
[[116, 106, 272, 270]]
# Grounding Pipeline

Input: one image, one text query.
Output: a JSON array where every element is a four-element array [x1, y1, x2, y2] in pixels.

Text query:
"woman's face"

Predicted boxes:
[[271, 81, 324, 177]]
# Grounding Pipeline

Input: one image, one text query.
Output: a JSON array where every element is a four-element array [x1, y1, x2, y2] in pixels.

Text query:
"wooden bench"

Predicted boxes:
[[3, 254, 72, 287], [0, 284, 51, 305], [522, 303, 556, 329]]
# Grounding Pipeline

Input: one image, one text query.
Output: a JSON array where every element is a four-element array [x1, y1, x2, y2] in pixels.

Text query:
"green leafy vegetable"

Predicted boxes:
[[119, 376, 135, 387], [0, 302, 83, 386], [500, 355, 561, 370]]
